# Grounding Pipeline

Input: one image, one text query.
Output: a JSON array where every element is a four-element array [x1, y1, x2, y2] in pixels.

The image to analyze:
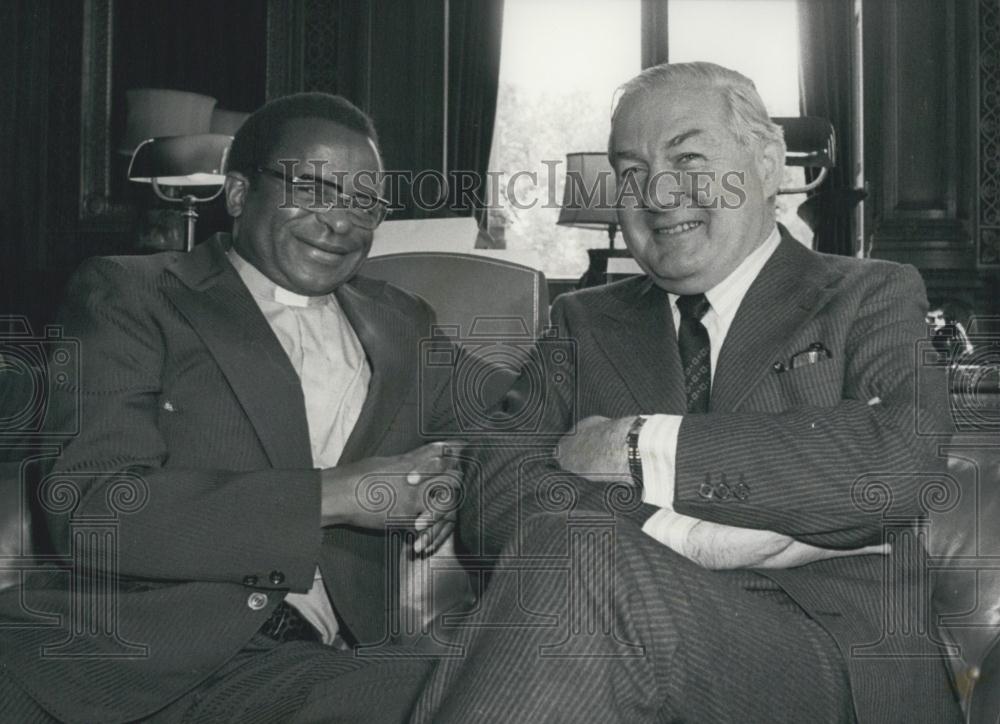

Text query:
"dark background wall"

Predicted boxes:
[[864, 0, 999, 322], [1, 0, 997, 333]]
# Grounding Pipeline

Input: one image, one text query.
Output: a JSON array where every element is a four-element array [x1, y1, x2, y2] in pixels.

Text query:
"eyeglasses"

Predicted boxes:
[[255, 166, 390, 230]]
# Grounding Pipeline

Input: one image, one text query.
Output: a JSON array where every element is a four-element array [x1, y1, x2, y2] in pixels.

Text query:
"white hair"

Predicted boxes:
[[609, 61, 785, 156]]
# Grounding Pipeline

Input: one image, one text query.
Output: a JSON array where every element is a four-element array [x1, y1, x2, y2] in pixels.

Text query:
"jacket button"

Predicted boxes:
[[714, 483, 732, 500], [734, 483, 750, 500], [247, 592, 269, 610], [269, 570, 285, 585], [697, 482, 714, 499], [243, 575, 258, 587]]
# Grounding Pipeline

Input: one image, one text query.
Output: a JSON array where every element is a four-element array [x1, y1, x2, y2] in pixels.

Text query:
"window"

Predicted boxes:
[[487, 0, 641, 279], [669, 0, 812, 247], [488, 0, 809, 279]]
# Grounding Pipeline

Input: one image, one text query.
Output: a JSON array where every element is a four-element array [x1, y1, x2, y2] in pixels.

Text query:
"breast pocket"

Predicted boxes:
[[773, 358, 844, 408]]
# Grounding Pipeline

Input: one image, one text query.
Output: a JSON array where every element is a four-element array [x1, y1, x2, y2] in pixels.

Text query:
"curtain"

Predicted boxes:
[[797, 0, 861, 256], [446, 0, 504, 239], [641, 0, 669, 68]]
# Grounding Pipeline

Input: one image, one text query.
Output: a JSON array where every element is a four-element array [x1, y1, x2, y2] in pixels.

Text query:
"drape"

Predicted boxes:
[[797, 0, 860, 256], [446, 0, 504, 234]]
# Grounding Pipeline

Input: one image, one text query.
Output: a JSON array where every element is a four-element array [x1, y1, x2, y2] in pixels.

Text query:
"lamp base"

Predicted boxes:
[[136, 208, 187, 252], [577, 248, 633, 289]]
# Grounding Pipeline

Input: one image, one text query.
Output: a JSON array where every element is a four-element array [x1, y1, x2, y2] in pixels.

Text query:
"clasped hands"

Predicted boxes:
[[321, 440, 466, 557]]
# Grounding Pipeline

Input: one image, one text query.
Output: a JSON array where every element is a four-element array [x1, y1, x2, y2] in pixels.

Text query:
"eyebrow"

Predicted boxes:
[[610, 129, 706, 164], [609, 150, 644, 165], [667, 129, 704, 147]]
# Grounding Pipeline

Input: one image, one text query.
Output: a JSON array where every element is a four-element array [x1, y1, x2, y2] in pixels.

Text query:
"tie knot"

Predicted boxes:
[[677, 294, 710, 322]]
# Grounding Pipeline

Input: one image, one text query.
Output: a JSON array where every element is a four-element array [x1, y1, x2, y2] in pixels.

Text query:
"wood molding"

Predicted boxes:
[[78, 0, 130, 230], [265, 0, 304, 99], [866, 0, 976, 262], [979, 0, 1000, 267]]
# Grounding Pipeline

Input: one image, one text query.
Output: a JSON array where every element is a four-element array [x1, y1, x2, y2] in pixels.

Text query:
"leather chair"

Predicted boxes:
[[0, 354, 44, 592], [361, 251, 549, 338], [361, 251, 550, 428], [360, 252, 550, 637], [932, 438, 1000, 722], [0, 462, 28, 592]]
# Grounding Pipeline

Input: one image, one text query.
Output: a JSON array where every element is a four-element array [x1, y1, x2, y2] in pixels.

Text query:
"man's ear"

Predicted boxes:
[[756, 140, 786, 198], [224, 173, 249, 218]]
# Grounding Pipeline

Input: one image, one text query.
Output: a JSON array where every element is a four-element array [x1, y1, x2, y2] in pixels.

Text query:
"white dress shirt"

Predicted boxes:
[[228, 249, 371, 644], [639, 226, 781, 550]]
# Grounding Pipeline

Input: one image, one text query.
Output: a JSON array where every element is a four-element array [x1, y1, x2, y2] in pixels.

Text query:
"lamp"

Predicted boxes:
[[118, 89, 218, 156], [557, 152, 619, 249], [210, 108, 251, 136], [127, 134, 232, 252], [772, 116, 835, 194]]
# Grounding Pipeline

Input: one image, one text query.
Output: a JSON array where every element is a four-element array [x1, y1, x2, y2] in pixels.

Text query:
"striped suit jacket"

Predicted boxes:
[[461, 232, 961, 723], [0, 235, 455, 723]]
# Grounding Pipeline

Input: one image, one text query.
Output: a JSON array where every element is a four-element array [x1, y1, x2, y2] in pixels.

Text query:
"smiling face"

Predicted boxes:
[[609, 83, 783, 294], [225, 117, 383, 296]]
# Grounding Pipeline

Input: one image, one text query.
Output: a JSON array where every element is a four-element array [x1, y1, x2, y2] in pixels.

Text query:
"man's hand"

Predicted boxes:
[[320, 441, 465, 555], [555, 415, 633, 479]]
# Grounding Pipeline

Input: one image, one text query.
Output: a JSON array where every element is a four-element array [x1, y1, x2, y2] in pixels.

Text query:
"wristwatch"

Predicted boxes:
[[626, 416, 646, 490]]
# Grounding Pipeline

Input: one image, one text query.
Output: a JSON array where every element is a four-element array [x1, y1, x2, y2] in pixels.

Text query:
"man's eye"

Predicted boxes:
[[619, 166, 644, 179], [676, 153, 703, 165], [293, 182, 323, 206]]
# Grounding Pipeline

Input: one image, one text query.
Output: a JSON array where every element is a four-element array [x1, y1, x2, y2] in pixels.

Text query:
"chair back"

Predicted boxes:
[[361, 252, 549, 339], [360, 252, 550, 639]]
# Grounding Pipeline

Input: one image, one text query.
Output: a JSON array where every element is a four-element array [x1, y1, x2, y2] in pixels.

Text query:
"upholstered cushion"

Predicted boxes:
[[931, 444, 1000, 714], [0, 462, 29, 591]]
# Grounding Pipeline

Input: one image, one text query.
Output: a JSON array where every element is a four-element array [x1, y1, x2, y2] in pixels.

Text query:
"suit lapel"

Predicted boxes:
[[163, 235, 313, 469], [335, 279, 415, 463], [711, 235, 845, 411], [593, 279, 687, 414]]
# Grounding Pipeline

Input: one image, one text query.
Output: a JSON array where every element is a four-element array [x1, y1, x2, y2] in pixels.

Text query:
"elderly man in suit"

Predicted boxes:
[[0, 93, 467, 723], [416, 62, 961, 723]]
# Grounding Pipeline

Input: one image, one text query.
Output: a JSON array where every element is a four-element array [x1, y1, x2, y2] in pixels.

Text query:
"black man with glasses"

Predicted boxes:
[[0, 93, 469, 723]]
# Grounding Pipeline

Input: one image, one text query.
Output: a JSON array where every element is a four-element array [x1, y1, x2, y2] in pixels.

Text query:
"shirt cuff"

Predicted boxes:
[[641, 508, 702, 554], [637, 414, 682, 509]]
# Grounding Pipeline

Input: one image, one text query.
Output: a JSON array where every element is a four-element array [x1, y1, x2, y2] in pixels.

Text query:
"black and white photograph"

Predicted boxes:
[[1, 0, 998, 721]]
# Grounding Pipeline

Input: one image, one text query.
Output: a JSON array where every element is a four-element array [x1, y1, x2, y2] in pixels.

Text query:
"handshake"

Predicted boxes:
[[320, 440, 467, 556]]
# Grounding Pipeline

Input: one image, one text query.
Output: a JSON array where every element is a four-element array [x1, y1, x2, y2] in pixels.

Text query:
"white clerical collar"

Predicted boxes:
[[226, 248, 332, 308]]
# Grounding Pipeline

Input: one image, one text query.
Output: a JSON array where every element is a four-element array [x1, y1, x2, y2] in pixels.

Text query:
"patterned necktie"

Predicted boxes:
[[676, 294, 712, 413]]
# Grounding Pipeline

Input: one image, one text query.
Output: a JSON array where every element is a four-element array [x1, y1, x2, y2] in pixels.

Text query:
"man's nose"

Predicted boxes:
[[643, 169, 688, 211], [313, 205, 354, 234]]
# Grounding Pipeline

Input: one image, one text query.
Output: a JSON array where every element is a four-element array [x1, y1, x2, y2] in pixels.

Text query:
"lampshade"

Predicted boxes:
[[127, 133, 232, 186], [556, 152, 618, 229], [210, 108, 251, 136], [119, 89, 218, 156]]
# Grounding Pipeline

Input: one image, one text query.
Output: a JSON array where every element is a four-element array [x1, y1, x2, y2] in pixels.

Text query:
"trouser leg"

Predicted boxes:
[[415, 512, 853, 723]]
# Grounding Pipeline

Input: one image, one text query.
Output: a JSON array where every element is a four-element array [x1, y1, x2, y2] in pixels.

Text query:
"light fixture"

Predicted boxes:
[[210, 108, 251, 136], [118, 89, 218, 157], [557, 152, 619, 249], [127, 134, 232, 252], [773, 116, 835, 194]]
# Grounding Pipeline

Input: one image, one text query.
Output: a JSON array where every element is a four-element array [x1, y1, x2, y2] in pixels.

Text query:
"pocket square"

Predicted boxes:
[[789, 342, 831, 370], [162, 400, 176, 412]]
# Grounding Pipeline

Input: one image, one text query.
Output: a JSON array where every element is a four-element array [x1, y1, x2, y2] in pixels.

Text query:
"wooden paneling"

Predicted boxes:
[[864, 0, 977, 267], [266, 0, 447, 219]]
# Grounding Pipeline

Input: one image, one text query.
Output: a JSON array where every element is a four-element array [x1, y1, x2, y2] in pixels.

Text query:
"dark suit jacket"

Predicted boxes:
[[0, 235, 455, 723], [462, 232, 961, 723]]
